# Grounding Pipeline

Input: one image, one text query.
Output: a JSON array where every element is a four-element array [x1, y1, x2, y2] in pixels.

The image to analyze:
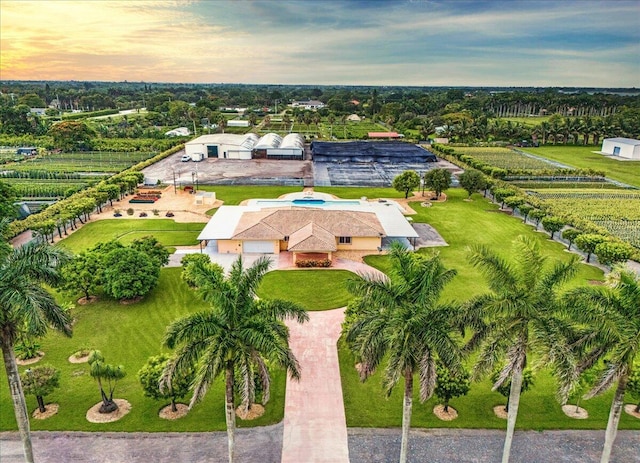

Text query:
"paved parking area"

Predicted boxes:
[[141, 150, 462, 188]]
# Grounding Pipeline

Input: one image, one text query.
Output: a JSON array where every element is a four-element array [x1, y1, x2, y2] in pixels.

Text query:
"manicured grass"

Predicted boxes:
[[316, 187, 404, 199], [342, 187, 640, 430], [57, 219, 204, 253], [258, 270, 354, 310], [197, 185, 301, 205], [0, 269, 288, 431], [339, 340, 639, 430], [409, 189, 604, 302], [522, 145, 640, 188]]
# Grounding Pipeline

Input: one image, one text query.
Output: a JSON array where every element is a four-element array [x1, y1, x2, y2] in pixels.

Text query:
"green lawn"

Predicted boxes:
[[522, 145, 640, 188], [0, 269, 288, 431], [258, 270, 354, 310], [197, 185, 301, 205], [57, 219, 204, 253], [343, 187, 639, 430]]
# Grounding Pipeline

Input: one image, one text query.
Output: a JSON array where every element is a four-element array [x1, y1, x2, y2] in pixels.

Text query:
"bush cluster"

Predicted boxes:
[[295, 258, 332, 268]]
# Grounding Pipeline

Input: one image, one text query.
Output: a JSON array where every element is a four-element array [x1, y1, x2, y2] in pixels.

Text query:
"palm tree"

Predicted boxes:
[[0, 220, 72, 463], [563, 268, 640, 463], [161, 256, 308, 463], [344, 243, 463, 463], [465, 236, 579, 463]]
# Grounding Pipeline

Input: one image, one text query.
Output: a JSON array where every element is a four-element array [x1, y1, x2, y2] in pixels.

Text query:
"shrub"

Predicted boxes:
[[295, 259, 332, 268], [126, 208, 134, 216]]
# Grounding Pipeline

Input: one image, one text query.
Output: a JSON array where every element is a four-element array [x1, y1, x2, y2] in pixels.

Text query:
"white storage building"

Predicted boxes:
[[185, 133, 259, 160], [601, 138, 640, 160]]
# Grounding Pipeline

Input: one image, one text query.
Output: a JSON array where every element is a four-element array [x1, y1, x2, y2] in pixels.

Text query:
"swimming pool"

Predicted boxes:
[[254, 198, 362, 208]]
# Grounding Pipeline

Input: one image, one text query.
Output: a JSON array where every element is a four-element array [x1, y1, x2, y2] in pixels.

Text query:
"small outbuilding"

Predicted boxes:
[[601, 137, 640, 160]]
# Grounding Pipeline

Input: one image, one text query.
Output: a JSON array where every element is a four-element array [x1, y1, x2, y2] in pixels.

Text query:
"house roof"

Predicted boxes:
[[287, 223, 337, 252], [197, 198, 419, 242], [231, 208, 384, 241], [368, 132, 400, 138]]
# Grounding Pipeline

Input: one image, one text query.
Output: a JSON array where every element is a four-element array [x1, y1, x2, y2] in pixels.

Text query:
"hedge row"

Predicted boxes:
[[6, 144, 184, 239], [431, 144, 605, 179], [432, 144, 639, 262]]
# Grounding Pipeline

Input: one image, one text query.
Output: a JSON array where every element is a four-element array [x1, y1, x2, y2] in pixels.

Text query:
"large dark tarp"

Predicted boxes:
[[311, 141, 437, 163]]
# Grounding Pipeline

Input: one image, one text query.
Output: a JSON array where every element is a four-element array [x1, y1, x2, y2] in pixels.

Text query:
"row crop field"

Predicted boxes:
[[4, 179, 90, 198], [455, 146, 557, 171], [5, 151, 157, 174], [528, 189, 640, 247]]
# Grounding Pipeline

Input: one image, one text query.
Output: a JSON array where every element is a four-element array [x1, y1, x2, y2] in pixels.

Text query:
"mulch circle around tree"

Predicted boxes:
[[32, 403, 59, 420], [562, 404, 589, 419], [493, 405, 508, 419], [159, 403, 189, 420], [120, 296, 143, 305], [68, 352, 90, 364], [433, 404, 458, 421], [86, 399, 131, 423], [236, 404, 265, 420], [624, 404, 640, 419], [16, 352, 44, 366], [77, 296, 98, 305]]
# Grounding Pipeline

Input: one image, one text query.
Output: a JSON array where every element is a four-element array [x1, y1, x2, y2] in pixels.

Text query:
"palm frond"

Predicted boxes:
[[418, 351, 436, 402]]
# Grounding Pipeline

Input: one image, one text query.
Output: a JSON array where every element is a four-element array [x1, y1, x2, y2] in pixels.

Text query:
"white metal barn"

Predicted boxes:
[[601, 138, 640, 160], [185, 134, 259, 160]]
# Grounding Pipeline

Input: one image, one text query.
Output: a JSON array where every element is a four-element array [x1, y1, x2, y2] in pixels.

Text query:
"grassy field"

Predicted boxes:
[[57, 219, 204, 253], [340, 188, 640, 430], [257, 270, 354, 310], [0, 269, 288, 431], [2, 186, 637, 433], [522, 145, 640, 188]]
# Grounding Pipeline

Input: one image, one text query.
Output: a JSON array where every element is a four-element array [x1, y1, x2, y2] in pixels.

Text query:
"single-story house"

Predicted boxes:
[[198, 196, 418, 261], [601, 137, 640, 160], [346, 114, 361, 122], [227, 120, 250, 127]]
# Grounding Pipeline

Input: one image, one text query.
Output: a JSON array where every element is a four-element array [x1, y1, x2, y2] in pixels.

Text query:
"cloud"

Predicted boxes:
[[1, 0, 638, 86]]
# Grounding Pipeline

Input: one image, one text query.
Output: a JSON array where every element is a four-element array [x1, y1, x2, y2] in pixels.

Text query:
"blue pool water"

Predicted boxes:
[[256, 199, 361, 208]]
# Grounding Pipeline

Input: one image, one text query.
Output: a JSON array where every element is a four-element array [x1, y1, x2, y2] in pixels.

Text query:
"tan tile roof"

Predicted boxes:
[[230, 208, 384, 244], [287, 223, 337, 252]]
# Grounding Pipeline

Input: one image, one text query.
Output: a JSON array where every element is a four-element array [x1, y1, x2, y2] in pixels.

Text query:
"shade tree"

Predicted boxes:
[[20, 365, 61, 414], [458, 169, 487, 198], [138, 354, 191, 413], [392, 170, 420, 199], [423, 168, 452, 200], [435, 363, 471, 413]]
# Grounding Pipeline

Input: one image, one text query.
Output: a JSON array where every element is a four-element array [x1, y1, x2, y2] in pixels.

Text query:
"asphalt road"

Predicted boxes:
[[1, 427, 638, 463]]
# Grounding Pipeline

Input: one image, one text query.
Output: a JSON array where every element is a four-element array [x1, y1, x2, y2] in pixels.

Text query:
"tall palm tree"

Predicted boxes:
[[0, 221, 72, 463], [161, 256, 308, 463], [344, 243, 463, 463], [465, 236, 579, 463], [563, 268, 640, 463]]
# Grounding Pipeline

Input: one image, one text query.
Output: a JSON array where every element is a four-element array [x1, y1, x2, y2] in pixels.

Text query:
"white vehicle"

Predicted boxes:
[[191, 152, 204, 162], [180, 154, 191, 162]]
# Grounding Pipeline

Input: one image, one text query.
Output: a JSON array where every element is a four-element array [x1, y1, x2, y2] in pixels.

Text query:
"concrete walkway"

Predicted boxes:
[[281, 308, 350, 463]]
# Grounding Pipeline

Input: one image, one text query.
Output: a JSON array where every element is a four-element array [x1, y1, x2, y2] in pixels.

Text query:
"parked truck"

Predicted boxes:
[[191, 152, 204, 162]]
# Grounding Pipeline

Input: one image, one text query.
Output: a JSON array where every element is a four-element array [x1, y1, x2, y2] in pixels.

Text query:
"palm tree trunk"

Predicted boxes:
[[1, 339, 35, 463], [225, 366, 236, 463], [502, 365, 524, 463], [399, 369, 413, 463], [600, 375, 628, 463]]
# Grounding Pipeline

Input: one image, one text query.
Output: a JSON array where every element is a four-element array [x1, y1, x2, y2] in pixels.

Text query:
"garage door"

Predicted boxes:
[[243, 241, 275, 254]]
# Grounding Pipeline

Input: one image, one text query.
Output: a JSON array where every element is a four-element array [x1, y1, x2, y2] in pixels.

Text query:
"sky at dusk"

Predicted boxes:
[[1, 0, 639, 87]]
